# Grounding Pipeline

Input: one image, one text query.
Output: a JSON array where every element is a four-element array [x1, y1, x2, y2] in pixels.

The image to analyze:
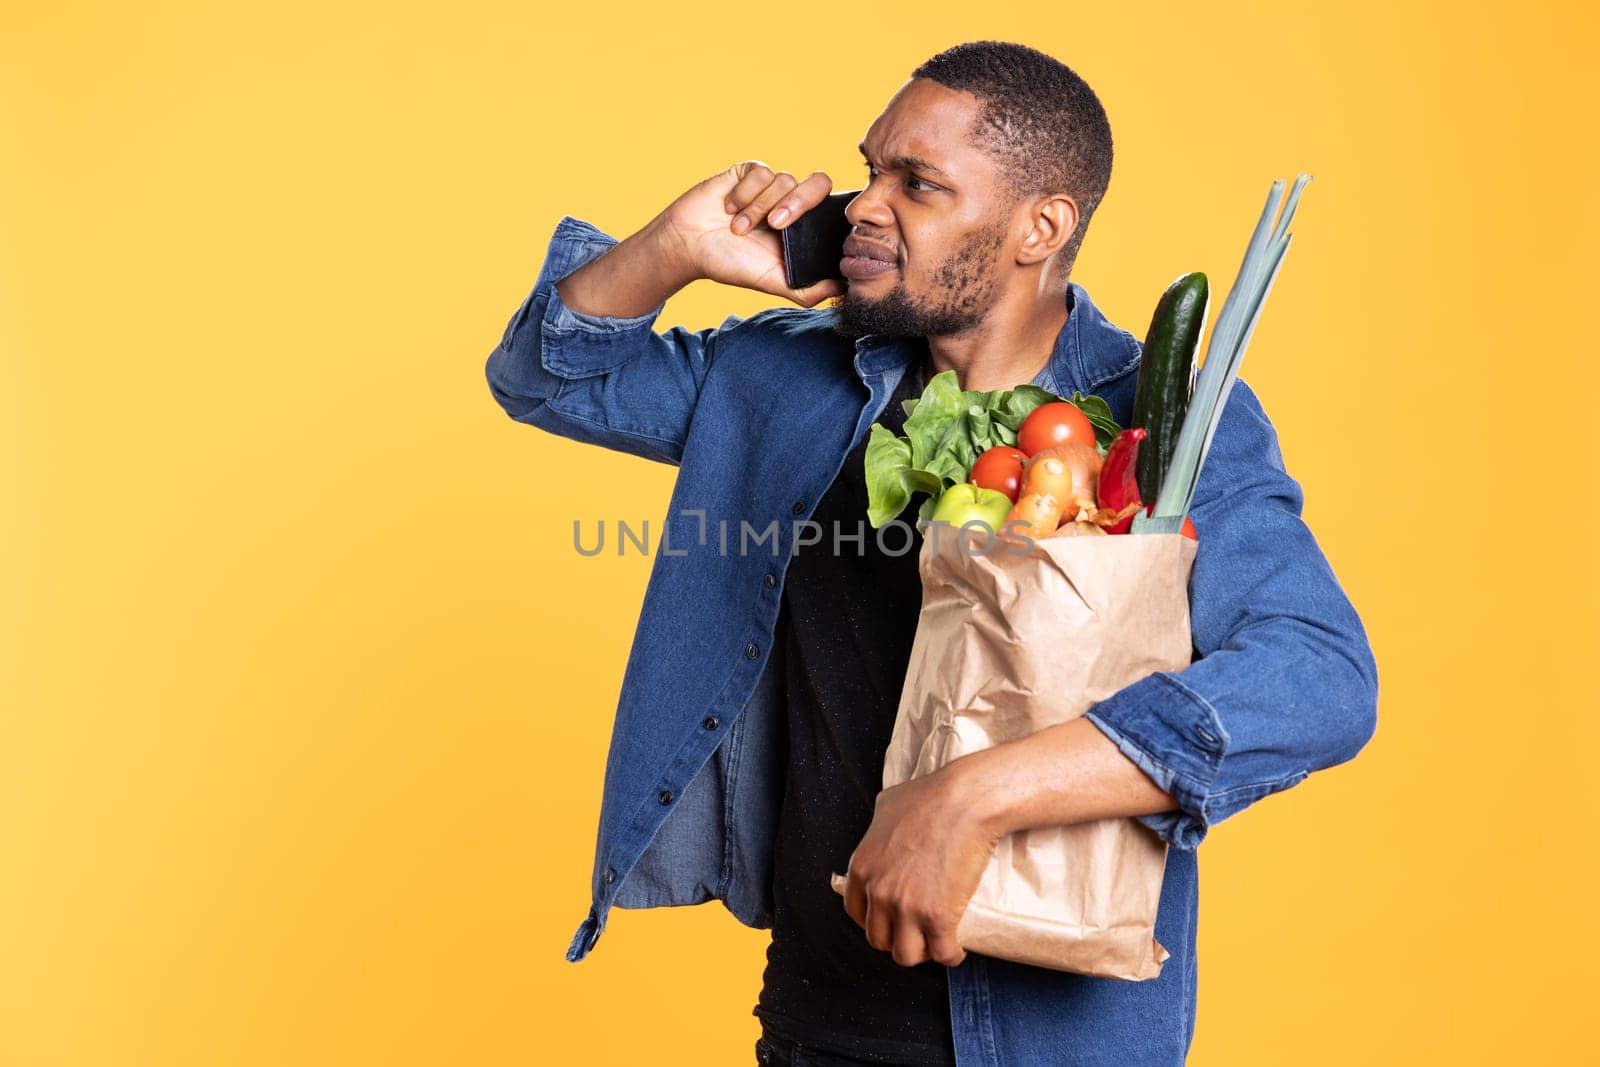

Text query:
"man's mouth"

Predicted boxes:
[[840, 236, 898, 281]]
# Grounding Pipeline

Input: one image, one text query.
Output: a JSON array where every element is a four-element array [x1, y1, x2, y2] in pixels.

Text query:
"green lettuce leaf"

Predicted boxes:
[[864, 424, 913, 527], [1068, 390, 1121, 450], [902, 371, 964, 468], [996, 385, 1056, 431]]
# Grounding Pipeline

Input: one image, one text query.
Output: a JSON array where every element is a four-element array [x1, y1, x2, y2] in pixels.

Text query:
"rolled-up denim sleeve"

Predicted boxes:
[[1083, 379, 1379, 849], [484, 215, 740, 466]]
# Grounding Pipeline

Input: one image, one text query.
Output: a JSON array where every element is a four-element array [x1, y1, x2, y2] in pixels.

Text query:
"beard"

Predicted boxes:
[[828, 214, 1009, 342]]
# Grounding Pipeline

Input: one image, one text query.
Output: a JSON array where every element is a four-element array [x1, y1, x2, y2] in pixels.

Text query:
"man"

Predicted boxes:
[[485, 40, 1377, 1067]]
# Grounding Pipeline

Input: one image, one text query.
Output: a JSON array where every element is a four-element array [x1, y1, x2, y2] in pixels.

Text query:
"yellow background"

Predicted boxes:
[[5, 1, 1596, 1063]]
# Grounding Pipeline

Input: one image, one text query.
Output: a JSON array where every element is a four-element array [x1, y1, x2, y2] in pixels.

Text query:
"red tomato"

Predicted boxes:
[[970, 446, 1028, 502], [1017, 402, 1096, 456]]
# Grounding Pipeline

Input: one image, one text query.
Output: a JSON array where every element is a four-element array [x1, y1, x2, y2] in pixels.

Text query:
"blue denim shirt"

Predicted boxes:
[[485, 215, 1379, 1065]]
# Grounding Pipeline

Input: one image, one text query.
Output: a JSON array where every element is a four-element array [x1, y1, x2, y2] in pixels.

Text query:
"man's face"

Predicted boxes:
[[831, 79, 1014, 342]]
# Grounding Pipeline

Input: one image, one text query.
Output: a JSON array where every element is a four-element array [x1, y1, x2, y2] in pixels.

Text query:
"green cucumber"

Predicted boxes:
[[1130, 272, 1210, 504]]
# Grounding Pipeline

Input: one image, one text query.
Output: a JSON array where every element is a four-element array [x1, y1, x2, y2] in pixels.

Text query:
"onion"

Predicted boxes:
[[1023, 443, 1101, 517]]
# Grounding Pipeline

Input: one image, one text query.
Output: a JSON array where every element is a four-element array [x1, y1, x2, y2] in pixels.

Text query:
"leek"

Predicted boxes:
[[1133, 173, 1311, 533]]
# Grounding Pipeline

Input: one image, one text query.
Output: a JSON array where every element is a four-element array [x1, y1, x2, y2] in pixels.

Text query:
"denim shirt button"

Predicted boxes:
[[658, 790, 673, 806], [745, 642, 760, 660], [702, 715, 719, 731], [603, 866, 616, 884], [764, 573, 777, 589], [1195, 726, 1220, 750], [791, 500, 807, 515]]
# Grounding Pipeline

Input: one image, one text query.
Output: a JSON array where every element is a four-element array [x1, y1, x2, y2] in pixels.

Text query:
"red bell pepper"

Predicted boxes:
[[1097, 428, 1146, 534]]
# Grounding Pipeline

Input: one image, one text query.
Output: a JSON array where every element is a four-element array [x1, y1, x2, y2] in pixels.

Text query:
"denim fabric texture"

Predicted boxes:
[[484, 215, 1379, 1066]]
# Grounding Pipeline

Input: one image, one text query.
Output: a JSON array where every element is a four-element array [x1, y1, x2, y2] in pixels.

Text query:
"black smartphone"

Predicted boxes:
[[781, 190, 860, 290]]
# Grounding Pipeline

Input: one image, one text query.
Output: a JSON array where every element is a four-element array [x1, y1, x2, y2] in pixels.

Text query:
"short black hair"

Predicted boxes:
[[910, 41, 1113, 276]]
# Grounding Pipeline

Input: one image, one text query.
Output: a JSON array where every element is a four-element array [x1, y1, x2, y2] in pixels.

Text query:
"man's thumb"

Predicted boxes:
[[791, 278, 845, 308]]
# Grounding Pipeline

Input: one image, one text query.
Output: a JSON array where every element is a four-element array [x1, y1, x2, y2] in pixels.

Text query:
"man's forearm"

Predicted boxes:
[[946, 717, 1180, 838], [553, 215, 699, 319]]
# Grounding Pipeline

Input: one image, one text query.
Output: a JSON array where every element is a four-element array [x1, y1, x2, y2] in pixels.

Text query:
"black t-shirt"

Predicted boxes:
[[752, 351, 959, 1066]]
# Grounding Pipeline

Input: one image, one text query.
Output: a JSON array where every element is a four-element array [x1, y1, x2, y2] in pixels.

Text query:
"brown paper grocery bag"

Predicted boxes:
[[830, 526, 1199, 980]]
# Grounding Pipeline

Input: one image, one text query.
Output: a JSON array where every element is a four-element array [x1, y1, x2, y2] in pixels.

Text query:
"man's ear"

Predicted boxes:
[[1016, 194, 1081, 267]]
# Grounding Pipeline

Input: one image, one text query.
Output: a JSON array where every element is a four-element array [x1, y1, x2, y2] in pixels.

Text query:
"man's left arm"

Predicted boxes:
[[843, 379, 1379, 966], [1072, 377, 1380, 847]]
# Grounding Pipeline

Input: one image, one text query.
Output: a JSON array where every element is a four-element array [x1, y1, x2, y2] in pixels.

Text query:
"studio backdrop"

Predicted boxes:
[[4, 2, 1596, 1064]]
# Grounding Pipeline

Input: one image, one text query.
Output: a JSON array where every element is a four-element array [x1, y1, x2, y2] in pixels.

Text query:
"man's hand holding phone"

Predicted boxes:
[[656, 161, 848, 307]]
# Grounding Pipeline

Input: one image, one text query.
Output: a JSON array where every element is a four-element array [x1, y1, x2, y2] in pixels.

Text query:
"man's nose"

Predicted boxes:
[[844, 185, 892, 230]]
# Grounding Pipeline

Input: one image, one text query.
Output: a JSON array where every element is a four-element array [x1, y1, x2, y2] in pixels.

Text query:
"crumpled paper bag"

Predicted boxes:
[[830, 526, 1198, 980]]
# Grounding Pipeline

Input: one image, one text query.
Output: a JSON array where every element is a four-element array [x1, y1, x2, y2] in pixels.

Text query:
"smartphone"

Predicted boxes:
[[781, 190, 861, 290]]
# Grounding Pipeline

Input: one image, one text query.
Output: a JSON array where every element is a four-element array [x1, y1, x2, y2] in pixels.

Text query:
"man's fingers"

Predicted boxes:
[[843, 872, 868, 929], [730, 171, 799, 235], [891, 920, 930, 968], [789, 278, 845, 308], [766, 172, 835, 230], [723, 161, 775, 214], [925, 924, 966, 968], [864, 891, 894, 953]]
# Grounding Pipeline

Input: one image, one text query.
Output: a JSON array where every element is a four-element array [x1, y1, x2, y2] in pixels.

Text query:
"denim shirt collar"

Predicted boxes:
[[850, 280, 1140, 397]]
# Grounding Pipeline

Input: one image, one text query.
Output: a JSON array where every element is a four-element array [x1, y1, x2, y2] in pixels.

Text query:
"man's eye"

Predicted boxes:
[[864, 164, 935, 192]]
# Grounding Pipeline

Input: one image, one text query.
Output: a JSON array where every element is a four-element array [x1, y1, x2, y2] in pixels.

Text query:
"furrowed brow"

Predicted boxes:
[[858, 141, 948, 178]]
